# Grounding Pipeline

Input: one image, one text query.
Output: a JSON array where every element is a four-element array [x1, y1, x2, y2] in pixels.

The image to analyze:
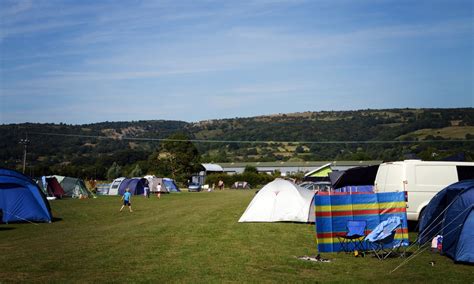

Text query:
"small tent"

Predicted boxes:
[[239, 179, 315, 223], [0, 168, 52, 223], [145, 177, 181, 193], [118, 178, 147, 196], [53, 176, 92, 198], [162, 178, 180, 192], [231, 181, 251, 189], [38, 176, 65, 198], [419, 179, 474, 263]]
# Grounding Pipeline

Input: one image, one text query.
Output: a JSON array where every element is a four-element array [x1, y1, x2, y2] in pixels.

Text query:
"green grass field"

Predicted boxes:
[[1, 191, 473, 283]]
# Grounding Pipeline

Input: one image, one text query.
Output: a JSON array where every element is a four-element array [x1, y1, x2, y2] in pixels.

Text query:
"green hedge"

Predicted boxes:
[[205, 173, 276, 189]]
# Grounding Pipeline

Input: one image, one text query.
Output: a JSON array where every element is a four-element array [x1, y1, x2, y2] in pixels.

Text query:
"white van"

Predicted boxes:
[[374, 160, 474, 221]]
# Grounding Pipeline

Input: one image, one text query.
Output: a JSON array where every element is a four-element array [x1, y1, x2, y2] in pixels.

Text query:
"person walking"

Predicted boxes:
[[156, 183, 162, 199], [120, 188, 133, 212], [144, 184, 149, 198]]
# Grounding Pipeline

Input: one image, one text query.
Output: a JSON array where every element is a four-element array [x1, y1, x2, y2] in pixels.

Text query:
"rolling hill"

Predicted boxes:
[[1, 108, 473, 180]]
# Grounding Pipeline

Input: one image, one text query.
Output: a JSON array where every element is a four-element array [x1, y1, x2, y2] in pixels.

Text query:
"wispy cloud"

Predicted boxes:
[[1, 1, 472, 124], [0, 0, 33, 17]]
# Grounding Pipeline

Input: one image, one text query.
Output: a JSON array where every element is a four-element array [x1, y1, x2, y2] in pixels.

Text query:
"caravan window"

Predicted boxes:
[[457, 166, 474, 181]]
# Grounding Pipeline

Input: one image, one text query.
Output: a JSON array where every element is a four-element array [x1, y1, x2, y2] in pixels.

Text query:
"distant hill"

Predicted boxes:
[[1, 108, 473, 179]]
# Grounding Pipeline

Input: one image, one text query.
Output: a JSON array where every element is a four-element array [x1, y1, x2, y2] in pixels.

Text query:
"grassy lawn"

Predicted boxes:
[[1, 190, 473, 283]]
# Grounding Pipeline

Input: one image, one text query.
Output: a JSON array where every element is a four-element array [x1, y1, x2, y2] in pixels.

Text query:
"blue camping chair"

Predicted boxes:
[[365, 216, 404, 260], [337, 220, 367, 253]]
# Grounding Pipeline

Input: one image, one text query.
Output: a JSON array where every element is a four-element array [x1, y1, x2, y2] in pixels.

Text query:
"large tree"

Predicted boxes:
[[107, 162, 122, 180], [151, 133, 201, 182]]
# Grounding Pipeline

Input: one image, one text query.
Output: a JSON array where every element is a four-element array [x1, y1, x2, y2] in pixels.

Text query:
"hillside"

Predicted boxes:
[[1, 108, 473, 180]]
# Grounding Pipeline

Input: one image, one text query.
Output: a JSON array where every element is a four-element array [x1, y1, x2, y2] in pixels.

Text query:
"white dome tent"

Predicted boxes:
[[238, 179, 315, 223]]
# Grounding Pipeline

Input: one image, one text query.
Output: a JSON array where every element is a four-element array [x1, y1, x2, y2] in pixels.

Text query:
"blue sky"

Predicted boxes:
[[1, 0, 472, 124]]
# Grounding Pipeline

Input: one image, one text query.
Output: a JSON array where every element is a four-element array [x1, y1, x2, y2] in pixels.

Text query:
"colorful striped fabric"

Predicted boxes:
[[315, 192, 409, 252]]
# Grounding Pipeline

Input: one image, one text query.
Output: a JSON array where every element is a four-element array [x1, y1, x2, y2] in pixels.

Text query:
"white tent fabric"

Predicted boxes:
[[238, 179, 315, 223], [108, 177, 125, 195]]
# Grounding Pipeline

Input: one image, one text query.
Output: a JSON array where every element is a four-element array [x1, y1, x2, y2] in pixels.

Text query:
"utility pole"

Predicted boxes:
[[19, 134, 30, 174]]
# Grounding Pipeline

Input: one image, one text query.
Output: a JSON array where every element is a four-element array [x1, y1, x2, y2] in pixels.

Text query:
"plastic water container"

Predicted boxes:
[[437, 236, 443, 251]]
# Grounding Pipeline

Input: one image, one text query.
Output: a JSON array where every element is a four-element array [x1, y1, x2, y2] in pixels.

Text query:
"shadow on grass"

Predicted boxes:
[[408, 220, 419, 232], [0, 226, 15, 231], [52, 217, 63, 223]]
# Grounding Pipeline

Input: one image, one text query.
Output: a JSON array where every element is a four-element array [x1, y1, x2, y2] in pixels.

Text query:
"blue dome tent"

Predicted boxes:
[[419, 180, 474, 263], [118, 178, 146, 196], [0, 168, 52, 223], [163, 178, 181, 192]]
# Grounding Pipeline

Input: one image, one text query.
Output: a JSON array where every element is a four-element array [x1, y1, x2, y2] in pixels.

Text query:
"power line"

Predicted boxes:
[[29, 132, 474, 145]]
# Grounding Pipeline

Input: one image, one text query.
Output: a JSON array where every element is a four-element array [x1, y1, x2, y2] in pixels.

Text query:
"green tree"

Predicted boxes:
[[153, 133, 201, 182], [107, 162, 122, 180], [130, 164, 143, 177], [244, 165, 258, 174]]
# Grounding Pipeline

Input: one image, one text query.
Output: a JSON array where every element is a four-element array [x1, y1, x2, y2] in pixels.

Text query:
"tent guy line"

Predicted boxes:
[[29, 132, 474, 145]]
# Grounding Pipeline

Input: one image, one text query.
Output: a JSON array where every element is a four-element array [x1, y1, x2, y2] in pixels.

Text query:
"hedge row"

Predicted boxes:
[[205, 173, 277, 189]]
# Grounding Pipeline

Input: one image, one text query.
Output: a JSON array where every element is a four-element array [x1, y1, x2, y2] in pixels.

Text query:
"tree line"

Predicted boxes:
[[1, 108, 472, 182]]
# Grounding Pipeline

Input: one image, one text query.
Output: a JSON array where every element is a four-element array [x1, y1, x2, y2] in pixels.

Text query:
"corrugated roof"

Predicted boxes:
[[219, 161, 383, 168], [201, 163, 224, 172]]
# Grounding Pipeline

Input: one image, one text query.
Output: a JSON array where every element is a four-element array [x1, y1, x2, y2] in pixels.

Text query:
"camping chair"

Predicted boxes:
[[337, 220, 367, 253], [365, 217, 404, 260]]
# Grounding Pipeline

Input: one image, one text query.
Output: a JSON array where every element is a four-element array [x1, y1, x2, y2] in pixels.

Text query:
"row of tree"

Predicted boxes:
[[1, 108, 473, 182]]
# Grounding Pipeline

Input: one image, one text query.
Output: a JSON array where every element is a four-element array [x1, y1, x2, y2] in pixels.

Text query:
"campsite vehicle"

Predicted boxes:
[[300, 181, 332, 192], [188, 182, 202, 192], [374, 160, 474, 221]]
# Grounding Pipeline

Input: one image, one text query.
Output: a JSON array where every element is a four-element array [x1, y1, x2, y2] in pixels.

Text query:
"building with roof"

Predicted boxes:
[[192, 161, 382, 185], [219, 161, 383, 176]]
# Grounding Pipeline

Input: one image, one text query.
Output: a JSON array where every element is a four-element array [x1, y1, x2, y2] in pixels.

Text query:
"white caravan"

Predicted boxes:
[[374, 160, 474, 221]]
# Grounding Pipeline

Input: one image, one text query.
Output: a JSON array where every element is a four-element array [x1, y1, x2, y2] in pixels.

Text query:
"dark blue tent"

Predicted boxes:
[[419, 179, 474, 263], [118, 178, 146, 196], [0, 168, 52, 223]]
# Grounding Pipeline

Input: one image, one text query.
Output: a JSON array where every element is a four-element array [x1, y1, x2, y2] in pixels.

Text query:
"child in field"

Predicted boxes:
[[120, 188, 133, 212], [156, 183, 162, 199]]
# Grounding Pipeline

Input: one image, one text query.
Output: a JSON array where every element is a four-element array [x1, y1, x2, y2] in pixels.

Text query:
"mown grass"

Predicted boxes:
[[1, 190, 473, 283]]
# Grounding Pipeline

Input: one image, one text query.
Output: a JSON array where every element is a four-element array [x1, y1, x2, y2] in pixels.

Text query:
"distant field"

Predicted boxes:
[[1, 191, 473, 283], [398, 126, 474, 140]]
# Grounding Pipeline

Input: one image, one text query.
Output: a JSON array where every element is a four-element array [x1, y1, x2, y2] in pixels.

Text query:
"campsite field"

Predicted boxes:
[[1, 190, 473, 283]]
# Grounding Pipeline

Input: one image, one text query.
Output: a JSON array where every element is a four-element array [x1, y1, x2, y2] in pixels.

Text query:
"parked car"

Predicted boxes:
[[188, 182, 202, 192]]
